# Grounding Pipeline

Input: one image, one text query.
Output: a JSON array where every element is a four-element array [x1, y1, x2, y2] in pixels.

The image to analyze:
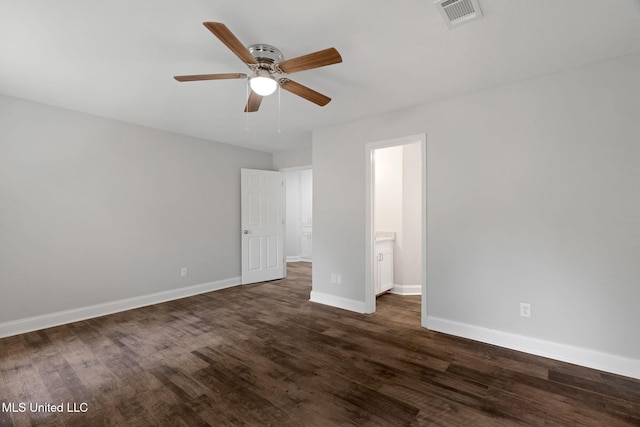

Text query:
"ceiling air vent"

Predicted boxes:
[[435, 0, 483, 28]]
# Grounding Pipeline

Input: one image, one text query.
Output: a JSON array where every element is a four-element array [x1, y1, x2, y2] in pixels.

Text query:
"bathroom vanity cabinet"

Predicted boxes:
[[374, 234, 394, 295]]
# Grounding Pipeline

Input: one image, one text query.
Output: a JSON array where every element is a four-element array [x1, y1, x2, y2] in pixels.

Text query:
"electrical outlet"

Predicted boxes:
[[520, 302, 531, 318], [331, 273, 336, 284], [336, 274, 342, 284], [180, 267, 188, 277]]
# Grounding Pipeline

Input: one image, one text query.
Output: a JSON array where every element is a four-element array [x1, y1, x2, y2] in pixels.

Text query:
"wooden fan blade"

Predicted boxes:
[[174, 73, 247, 82], [244, 90, 263, 112], [203, 22, 257, 65], [279, 79, 331, 106], [278, 47, 342, 74]]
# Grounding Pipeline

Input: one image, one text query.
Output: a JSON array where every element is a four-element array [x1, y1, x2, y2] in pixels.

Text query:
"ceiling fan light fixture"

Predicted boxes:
[[249, 70, 278, 96]]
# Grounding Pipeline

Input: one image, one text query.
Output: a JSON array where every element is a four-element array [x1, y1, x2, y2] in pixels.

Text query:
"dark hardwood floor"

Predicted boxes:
[[1, 262, 640, 426]]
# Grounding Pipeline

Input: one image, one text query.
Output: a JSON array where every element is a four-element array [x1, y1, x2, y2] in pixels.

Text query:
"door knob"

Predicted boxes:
[[243, 230, 249, 234]]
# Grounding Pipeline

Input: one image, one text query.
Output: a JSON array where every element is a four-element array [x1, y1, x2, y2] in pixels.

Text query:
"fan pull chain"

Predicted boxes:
[[245, 80, 250, 131], [277, 84, 282, 134]]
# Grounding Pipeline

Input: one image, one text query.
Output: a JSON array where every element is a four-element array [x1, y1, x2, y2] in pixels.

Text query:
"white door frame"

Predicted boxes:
[[365, 134, 427, 327]]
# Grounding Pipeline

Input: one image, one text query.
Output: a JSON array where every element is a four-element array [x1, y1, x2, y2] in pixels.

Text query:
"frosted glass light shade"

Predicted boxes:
[[249, 73, 278, 96]]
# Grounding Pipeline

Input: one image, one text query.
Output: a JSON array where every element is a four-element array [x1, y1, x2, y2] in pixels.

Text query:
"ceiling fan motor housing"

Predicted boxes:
[[248, 44, 284, 70]]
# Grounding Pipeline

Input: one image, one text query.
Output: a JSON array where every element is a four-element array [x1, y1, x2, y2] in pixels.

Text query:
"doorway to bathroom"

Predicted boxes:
[[365, 134, 427, 326]]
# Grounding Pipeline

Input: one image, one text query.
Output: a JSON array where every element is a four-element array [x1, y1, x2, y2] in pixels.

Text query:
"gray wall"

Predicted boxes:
[[273, 146, 312, 170], [312, 52, 640, 362], [0, 94, 272, 323]]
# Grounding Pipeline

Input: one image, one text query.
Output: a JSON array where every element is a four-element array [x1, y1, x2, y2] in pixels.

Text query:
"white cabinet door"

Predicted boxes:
[[241, 168, 285, 284], [374, 240, 394, 295], [377, 248, 394, 293], [374, 253, 381, 295]]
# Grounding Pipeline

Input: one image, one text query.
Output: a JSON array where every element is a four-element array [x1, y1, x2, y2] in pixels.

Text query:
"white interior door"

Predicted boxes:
[[241, 168, 285, 284]]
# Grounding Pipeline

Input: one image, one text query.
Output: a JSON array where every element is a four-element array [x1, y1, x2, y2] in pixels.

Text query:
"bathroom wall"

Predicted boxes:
[[374, 146, 403, 229]]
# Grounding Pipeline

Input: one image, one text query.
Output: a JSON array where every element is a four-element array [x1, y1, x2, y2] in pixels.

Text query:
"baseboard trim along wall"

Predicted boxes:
[[0, 277, 241, 339], [427, 316, 640, 380], [390, 284, 422, 295], [287, 256, 312, 263], [310, 291, 367, 313]]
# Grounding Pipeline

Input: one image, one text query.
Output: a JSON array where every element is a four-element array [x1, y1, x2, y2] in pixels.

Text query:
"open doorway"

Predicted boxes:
[[365, 134, 427, 326], [282, 166, 313, 263]]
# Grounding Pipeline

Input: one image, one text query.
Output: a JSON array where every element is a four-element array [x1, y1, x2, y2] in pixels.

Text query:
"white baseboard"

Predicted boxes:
[[310, 291, 367, 313], [390, 284, 422, 295], [427, 316, 640, 380], [0, 277, 241, 339], [287, 256, 311, 263]]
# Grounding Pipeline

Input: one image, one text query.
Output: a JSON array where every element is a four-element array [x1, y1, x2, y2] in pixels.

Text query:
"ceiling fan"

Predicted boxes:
[[174, 22, 343, 112]]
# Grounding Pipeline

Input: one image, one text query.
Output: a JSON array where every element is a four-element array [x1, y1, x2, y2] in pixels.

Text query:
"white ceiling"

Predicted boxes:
[[2, 1, 640, 153]]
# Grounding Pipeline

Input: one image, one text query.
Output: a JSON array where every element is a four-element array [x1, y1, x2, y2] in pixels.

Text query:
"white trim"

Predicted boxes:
[[420, 137, 428, 328], [278, 165, 312, 172], [365, 145, 375, 314], [287, 257, 312, 263], [309, 291, 367, 314], [427, 316, 640, 380], [0, 277, 241, 339], [390, 284, 422, 295]]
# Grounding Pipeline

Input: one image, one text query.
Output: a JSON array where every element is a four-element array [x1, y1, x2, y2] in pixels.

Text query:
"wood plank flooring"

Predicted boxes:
[[1, 262, 640, 426]]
